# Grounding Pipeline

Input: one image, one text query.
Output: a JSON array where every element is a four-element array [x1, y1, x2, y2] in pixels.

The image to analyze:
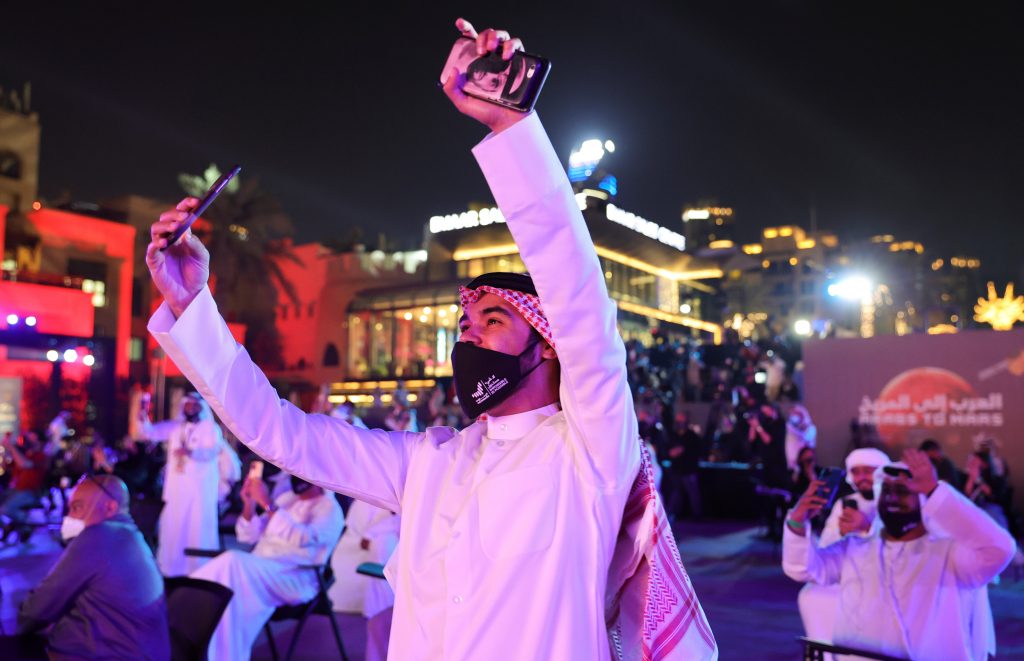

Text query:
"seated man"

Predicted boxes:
[[192, 473, 344, 661], [795, 447, 889, 647], [15, 475, 169, 660], [783, 449, 1016, 660], [328, 499, 400, 661]]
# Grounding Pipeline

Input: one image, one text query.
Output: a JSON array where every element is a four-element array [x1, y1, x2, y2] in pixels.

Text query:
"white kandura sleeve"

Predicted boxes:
[[148, 287, 418, 512], [472, 114, 641, 489], [923, 482, 1016, 588]]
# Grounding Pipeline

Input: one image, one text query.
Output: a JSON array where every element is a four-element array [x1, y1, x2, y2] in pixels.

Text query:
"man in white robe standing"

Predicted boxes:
[[145, 18, 715, 660], [156, 392, 223, 576], [783, 449, 1015, 660], [192, 473, 343, 661]]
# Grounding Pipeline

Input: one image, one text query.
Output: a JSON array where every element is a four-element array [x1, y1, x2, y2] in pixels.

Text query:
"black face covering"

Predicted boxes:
[[290, 475, 314, 495], [452, 339, 544, 419], [878, 507, 922, 538]]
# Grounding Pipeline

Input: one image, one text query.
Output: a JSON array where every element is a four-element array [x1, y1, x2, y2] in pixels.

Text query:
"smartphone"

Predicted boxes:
[[248, 460, 264, 481], [441, 37, 551, 112], [882, 466, 912, 479], [814, 467, 846, 510], [842, 498, 859, 510], [161, 165, 241, 251]]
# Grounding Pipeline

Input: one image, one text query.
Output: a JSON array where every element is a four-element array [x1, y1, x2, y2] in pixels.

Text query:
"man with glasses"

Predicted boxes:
[[13, 474, 169, 661]]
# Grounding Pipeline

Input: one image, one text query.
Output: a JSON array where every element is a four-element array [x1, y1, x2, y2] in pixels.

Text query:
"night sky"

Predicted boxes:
[[3, 2, 1022, 281]]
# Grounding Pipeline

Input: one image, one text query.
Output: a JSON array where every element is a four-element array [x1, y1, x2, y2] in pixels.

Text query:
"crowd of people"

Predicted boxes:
[[0, 18, 1020, 661], [0, 391, 400, 661]]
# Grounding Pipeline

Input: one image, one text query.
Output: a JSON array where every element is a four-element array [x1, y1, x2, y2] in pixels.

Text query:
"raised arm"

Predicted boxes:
[[444, 20, 640, 488], [923, 482, 1016, 587], [146, 204, 418, 512]]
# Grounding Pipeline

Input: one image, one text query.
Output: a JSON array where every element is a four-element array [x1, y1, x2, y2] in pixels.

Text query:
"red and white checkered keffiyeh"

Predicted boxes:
[[459, 285, 555, 349], [459, 284, 717, 659], [606, 437, 718, 660]]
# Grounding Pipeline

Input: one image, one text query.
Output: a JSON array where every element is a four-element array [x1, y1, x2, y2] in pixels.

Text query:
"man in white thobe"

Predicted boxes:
[[329, 499, 400, 661], [328, 499, 399, 613], [156, 393, 223, 576], [783, 449, 1016, 660], [795, 447, 889, 650], [145, 20, 714, 660], [192, 474, 344, 661]]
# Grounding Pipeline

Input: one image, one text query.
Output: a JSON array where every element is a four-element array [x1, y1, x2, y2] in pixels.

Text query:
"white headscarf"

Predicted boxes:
[[845, 447, 891, 488]]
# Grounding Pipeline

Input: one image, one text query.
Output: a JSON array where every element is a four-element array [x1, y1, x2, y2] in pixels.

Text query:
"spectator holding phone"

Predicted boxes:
[[144, 18, 715, 661], [783, 449, 1015, 660], [793, 447, 889, 648]]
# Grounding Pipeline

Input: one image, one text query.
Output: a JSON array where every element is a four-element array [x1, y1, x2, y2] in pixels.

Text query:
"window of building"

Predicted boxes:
[[598, 258, 657, 306], [348, 303, 460, 378], [0, 150, 21, 179], [130, 337, 144, 361], [322, 343, 340, 367], [81, 279, 106, 308]]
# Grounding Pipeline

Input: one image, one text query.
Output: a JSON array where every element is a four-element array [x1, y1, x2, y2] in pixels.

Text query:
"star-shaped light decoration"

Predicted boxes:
[[974, 282, 1024, 331]]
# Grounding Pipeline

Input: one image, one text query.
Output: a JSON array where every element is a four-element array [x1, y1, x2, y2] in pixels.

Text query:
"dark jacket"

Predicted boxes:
[[18, 513, 170, 661]]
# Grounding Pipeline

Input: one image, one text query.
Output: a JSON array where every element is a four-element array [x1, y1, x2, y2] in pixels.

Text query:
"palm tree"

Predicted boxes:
[[179, 165, 301, 369]]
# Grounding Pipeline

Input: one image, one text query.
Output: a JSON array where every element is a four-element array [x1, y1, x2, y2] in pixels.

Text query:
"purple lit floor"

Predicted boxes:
[[1, 520, 1022, 660]]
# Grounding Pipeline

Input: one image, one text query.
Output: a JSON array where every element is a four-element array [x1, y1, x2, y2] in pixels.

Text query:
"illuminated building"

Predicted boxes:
[[714, 224, 841, 336], [267, 191, 722, 402], [0, 203, 135, 436], [703, 222, 980, 339], [682, 204, 735, 251]]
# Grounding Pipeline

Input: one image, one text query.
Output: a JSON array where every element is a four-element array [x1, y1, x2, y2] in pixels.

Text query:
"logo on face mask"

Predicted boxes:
[[471, 375, 511, 405]]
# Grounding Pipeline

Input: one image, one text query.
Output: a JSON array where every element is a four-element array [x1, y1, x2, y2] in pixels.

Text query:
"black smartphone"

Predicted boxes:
[[815, 467, 846, 510], [882, 466, 912, 479], [842, 498, 859, 510], [161, 165, 241, 251], [441, 37, 551, 112]]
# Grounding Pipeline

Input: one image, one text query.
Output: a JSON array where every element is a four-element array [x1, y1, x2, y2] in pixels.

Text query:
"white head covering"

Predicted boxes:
[[178, 391, 212, 422], [845, 447, 891, 488]]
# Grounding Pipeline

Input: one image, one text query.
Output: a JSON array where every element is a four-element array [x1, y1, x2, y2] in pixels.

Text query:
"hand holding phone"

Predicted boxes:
[[441, 36, 550, 112], [160, 165, 241, 251], [440, 19, 551, 134], [814, 467, 846, 511]]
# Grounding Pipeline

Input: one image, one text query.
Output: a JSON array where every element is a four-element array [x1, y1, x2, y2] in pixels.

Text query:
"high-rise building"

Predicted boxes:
[[682, 203, 735, 251]]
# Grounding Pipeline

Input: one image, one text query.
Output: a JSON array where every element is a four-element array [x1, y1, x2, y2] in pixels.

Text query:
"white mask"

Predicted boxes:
[[60, 515, 86, 541]]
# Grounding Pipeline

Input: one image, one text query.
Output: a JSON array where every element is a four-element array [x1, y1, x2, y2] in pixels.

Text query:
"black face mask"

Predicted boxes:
[[184, 410, 200, 423], [452, 339, 544, 419], [290, 476, 314, 495], [878, 507, 921, 539]]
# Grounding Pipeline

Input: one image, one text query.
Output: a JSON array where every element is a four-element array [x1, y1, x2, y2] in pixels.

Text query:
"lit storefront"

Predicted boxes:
[[340, 191, 723, 386]]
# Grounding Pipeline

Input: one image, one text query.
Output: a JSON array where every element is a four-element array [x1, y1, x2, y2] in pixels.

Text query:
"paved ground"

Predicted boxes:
[[2, 518, 1021, 659]]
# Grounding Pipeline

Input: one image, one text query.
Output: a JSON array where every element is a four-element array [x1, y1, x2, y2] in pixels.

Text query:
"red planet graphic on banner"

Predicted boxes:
[[875, 367, 975, 446]]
